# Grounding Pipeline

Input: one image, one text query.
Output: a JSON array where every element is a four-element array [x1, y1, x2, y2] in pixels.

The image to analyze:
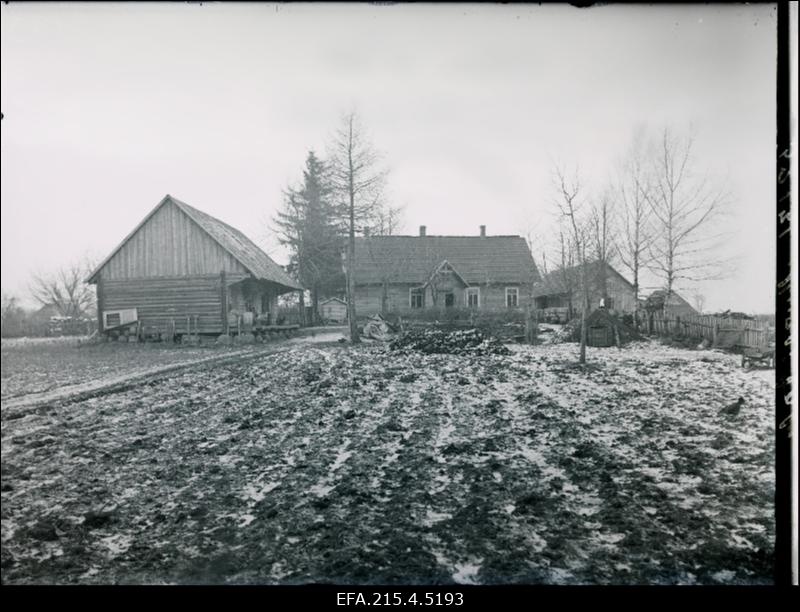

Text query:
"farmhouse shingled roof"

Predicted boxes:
[[353, 235, 539, 285], [87, 195, 303, 291]]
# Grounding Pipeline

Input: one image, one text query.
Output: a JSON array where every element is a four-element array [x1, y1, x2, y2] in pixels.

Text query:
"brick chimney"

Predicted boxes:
[[480, 225, 486, 237], [419, 225, 427, 237]]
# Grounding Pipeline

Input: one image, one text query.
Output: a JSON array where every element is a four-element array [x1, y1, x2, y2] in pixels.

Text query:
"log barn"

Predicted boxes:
[[87, 195, 303, 338]]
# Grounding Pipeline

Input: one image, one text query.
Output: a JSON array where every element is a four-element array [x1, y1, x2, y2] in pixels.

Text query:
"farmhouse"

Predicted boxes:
[[533, 261, 637, 321], [352, 225, 539, 315], [87, 195, 303, 338]]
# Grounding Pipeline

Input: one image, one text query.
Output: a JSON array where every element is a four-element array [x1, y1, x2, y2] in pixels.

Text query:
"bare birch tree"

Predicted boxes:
[[554, 166, 589, 364], [554, 227, 577, 319], [328, 110, 388, 343], [589, 191, 615, 304], [615, 133, 654, 322], [643, 127, 728, 312]]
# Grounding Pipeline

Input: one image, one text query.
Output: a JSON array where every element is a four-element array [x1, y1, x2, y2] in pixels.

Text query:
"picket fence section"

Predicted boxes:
[[648, 312, 770, 349]]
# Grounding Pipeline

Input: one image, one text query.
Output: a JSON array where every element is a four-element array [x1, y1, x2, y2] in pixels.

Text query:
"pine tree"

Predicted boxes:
[[273, 151, 344, 324]]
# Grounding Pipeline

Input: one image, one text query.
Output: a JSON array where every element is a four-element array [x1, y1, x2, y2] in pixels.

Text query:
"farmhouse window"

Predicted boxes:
[[410, 288, 425, 309], [466, 287, 480, 308], [505, 287, 519, 308]]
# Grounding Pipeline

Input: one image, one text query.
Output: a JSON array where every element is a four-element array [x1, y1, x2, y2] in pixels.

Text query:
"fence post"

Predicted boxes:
[[712, 320, 719, 346]]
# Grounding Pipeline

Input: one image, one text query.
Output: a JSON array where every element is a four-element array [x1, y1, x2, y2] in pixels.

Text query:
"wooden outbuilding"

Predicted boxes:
[[569, 307, 640, 347], [87, 195, 303, 338], [644, 289, 699, 318], [533, 261, 638, 322], [318, 297, 348, 323]]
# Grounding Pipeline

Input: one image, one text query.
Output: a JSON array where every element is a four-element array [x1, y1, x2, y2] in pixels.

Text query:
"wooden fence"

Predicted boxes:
[[648, 312, 771, 349]]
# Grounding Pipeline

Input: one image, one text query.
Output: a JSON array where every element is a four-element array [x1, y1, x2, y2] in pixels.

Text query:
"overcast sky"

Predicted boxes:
[[1, 2, 778, 313]]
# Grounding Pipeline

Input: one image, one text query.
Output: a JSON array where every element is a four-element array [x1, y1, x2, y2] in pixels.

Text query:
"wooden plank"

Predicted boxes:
[[96, 277, 105, 333], [221, 270, 228, 335]]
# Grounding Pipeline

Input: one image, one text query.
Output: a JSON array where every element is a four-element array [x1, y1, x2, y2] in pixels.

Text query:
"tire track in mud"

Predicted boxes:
[[1, 344, 296, 417]]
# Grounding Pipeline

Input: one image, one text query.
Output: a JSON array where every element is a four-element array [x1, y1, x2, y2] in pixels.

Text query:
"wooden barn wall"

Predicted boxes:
[[99, 200, 249, 280], [320, 301, 347, 321], [604, 274, 637, 312], [557, 274, 636, 314], [102, 275, 223, 334]]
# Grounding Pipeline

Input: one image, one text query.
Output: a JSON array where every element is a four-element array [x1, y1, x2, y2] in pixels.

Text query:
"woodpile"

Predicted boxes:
[[389, 328, 510, 356]]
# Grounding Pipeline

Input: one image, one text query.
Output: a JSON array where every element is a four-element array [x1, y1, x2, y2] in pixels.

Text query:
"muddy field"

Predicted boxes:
[[0, 339, 774, 584], [0, 337, 259, 401]]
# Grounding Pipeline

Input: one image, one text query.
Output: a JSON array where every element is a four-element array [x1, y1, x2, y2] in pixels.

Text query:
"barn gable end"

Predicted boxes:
[[89, 197, 249, 282]]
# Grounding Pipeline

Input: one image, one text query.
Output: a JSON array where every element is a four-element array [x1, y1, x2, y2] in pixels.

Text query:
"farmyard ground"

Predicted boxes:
[[0, 337, 775, 584]]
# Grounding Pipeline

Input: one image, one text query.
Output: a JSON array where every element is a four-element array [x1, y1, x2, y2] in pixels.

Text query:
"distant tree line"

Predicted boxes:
[[2, 259, 97, 337]]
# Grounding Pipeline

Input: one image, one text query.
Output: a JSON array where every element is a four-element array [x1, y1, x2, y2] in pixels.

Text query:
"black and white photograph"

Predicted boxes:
[[1, 2, 796, 589]]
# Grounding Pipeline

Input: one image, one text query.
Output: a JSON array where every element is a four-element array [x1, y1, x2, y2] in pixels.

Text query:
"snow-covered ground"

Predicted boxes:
[[0, 339, 774, 584]]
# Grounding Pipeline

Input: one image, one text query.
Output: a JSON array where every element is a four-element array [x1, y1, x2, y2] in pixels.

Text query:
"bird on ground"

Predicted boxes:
[[721, 397, 745, 416]]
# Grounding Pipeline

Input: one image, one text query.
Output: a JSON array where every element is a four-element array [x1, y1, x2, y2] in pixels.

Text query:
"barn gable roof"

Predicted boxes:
[[320, 297, 347, 306], [646, 289, 699, 315], [87, 195, 302, 291], [533, 261, 633, 297], [353, 235, 539, 286]]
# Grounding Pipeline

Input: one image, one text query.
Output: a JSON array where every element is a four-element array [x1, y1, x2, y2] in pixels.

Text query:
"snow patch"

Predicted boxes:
[[100, 533, 133, 556], [711, 569, 736, 583], [238, 514, 256, 527], [241, 481, 280, 503], [452, 560, 482, 585], [422, 510, 452, 527], [309, 483, 337, 497]]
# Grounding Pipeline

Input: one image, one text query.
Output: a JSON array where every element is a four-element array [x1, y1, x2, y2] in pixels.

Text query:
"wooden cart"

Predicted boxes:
[[741, 345, 775, 369]]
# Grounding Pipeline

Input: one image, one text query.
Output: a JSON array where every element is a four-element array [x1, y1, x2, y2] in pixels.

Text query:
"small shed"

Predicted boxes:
[[571, 308, 640, 347], [319, 297, 347, 323]]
